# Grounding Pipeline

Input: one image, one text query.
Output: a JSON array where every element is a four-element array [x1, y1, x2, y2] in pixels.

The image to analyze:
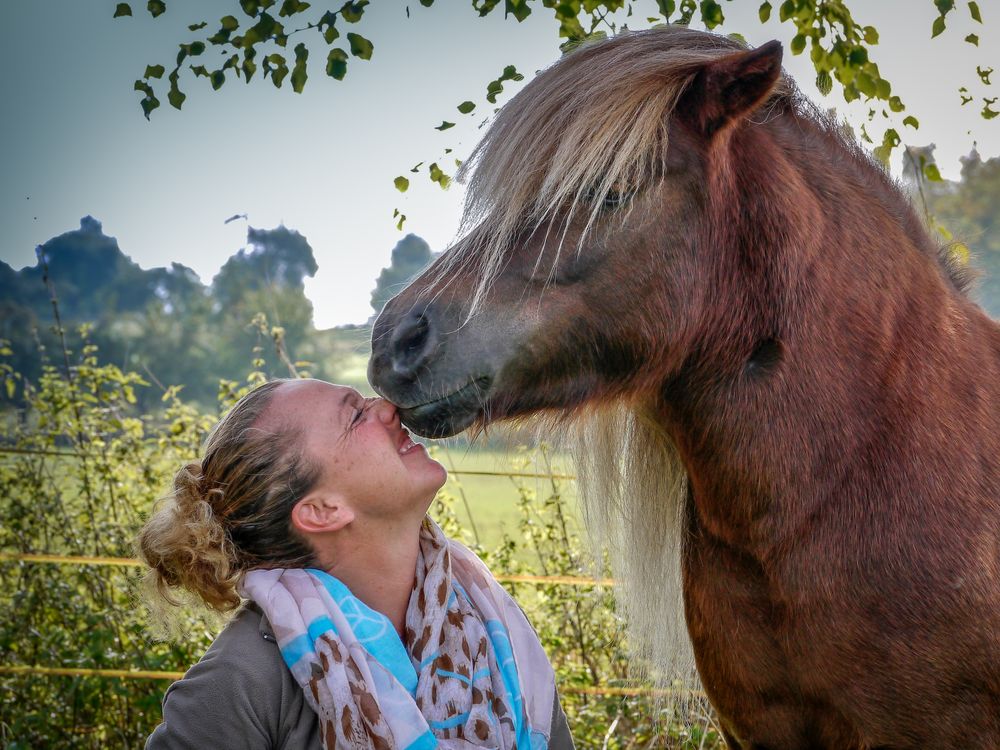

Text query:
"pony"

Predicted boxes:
[[368, 26, 1000, 749]]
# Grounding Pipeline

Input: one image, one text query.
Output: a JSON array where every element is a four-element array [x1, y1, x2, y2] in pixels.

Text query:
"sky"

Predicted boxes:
[[2, 1, 997, 328]]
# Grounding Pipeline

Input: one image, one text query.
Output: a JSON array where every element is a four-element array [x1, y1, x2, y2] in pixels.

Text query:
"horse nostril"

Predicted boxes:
[[390, 307, 436, 377]]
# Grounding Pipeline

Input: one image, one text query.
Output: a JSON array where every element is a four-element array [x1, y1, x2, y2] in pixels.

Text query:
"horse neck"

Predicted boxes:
[[663, 112, 1000, 554]]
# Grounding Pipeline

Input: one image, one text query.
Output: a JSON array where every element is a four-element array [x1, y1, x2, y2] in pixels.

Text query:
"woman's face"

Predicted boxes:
[[266, 379, 447, 522]]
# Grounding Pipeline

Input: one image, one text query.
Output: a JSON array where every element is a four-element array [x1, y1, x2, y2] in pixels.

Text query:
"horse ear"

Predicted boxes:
[[682, 40, 784, 136]]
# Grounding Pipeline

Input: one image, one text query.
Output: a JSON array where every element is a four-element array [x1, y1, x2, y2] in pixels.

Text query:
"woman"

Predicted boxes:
[[139, 378, 574, 749]]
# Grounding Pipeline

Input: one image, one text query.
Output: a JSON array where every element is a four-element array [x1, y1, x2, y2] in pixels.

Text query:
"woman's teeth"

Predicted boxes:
[[398, 435, 418, 454]]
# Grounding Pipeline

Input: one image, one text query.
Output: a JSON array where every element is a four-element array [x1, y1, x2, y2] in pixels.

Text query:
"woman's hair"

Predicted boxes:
[[137, 379, 320, 614]]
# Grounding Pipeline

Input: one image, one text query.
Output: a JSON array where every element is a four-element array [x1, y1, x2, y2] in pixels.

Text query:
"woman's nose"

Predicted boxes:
[[368, 397, 398, 424]]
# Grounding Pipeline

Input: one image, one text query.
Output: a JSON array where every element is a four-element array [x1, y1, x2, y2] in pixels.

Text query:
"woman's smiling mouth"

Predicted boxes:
[[397, 430, 423, 455]]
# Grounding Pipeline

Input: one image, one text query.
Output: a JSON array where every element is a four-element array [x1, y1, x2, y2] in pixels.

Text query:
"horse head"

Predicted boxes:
[[370, 28, 785, 438]]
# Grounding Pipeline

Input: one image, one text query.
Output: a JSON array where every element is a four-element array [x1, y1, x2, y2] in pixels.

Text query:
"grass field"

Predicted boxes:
[[428, 443, 581, 553]]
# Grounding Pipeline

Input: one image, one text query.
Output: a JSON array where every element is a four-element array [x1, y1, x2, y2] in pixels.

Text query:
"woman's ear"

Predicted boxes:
[[291, 493, 355, 535], [681, 40, 784, 137]]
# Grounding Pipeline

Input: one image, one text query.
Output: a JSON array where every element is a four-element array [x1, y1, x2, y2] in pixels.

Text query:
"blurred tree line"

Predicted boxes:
[[0, 219, 434, 409]]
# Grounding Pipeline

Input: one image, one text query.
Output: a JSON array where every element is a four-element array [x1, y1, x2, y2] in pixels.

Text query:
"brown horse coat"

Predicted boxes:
[[369, 27, 1000, 749]]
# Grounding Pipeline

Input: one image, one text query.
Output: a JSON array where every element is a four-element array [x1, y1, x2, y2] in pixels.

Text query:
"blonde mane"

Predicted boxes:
[[566, 405, 702, 714], [439, 26, 789, 310]]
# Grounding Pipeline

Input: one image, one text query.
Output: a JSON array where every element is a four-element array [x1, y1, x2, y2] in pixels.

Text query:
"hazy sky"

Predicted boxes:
[[3, 1, 996, 327]]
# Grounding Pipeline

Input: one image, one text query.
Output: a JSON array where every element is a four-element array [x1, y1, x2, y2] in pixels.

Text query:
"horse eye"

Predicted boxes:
[[583, 185, 635, 211]]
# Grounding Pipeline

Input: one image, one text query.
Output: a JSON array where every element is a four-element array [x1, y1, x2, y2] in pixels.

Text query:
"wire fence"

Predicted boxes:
[[0, 446, 577, 481], [0, 664, 696, 699], [0, 551, 614, 586]]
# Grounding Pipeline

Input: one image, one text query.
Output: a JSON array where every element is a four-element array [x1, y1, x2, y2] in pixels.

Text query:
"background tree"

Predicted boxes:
[[915, 148, 1000, 315], [370, 233, 433, 316]]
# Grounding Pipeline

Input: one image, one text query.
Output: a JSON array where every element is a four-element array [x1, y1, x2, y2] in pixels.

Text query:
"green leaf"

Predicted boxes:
[[457, 100, 476, 114], [508, 0, 531, 22], [113, 3, 133, 18], [271, 63, 289, 88], [147, 0, 166, 17], [326, 48, 348, 79], [968, 1, 982, 22], [394, 209, 406, 231], [903, 115, 919, 129], [144, 64, 165, 79], [778, 0, 794, 22], [240, 0, 260, 16], [984, 97, 999, 119], [190, 64, 209, 77], [242, 48, 258, 81], [875, 77, 891, 99], [188, 21, 207, 30], [923, 162, 943, 181], [429, 162, 451, 189], [347, 32, 373, 59], [340, 0, 368, 23], [410, 161, 424, 173], [888, 95, 904, 112], [701, 0, 724, 28], [134, 80, 160, 118], [965, 33, 979, 45], [209, 70, 225, 90], [221, 14, 240, 30], [815, 71, 832, 96], [394, 176, 410, 192], [279, 0, 311, 17], [291, 42, 308, 92], [862, 26, 879, 44], [856, 71, 876, 97], [435, 121, 455, 131], [188, 41, 206, 55], [758, 1, 771, 22], [977, 66, 993, 85], [790, 34, 806, 55], [318, 11, 340, 42], [167, 70, 185, 109], [931, 15, 946, 37]]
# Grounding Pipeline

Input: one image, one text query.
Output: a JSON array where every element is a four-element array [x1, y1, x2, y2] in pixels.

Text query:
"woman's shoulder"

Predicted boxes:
[[145, 603, 320, 750], [209, 602, 281, 663]]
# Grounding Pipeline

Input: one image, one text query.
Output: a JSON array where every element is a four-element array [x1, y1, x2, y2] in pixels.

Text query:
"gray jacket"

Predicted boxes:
[[147, 603, 575, 749]]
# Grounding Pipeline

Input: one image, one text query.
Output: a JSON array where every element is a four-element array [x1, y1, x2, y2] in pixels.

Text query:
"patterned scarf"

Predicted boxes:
[[241, 518, 555, 749]]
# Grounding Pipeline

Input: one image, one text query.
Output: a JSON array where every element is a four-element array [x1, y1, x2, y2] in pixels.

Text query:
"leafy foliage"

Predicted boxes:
[[115, 0, 995, 207]]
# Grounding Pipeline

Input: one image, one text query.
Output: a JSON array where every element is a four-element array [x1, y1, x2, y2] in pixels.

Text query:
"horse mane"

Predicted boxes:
[[565, 405, 702, 709], [445, 26, 792, 304]]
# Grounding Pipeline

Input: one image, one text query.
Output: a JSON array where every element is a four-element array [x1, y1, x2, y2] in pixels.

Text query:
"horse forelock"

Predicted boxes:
[[441, 26, 790, 309]]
